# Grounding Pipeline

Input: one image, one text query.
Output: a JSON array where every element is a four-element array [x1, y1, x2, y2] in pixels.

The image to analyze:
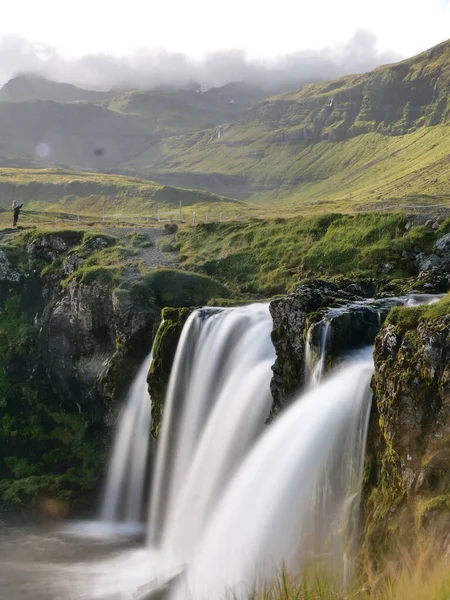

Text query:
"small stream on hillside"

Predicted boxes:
[[0, 294, 443, 600]]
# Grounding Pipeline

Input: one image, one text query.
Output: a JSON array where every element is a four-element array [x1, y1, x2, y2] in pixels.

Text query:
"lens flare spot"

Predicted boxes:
[[35, 142, 51, 158]]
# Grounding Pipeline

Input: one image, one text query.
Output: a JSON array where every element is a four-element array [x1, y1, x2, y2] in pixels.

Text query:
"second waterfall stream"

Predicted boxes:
[[127, 302, 374, 599]]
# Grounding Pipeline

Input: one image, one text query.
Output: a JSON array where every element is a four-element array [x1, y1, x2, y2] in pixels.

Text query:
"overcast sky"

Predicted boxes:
[[1, 0, 450, 88]]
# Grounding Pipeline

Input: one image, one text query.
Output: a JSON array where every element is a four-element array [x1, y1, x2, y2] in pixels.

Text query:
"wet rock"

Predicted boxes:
[[35, 279, 158, 425], [269, 278, 375, 418], [62, 253, 83, 275], [418, 253, 441, 271], [435, 233, 450, 254]]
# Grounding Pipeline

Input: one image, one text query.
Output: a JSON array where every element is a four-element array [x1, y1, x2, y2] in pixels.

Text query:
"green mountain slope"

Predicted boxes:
[[132, 40, 450, 208], [0, 100, 157, 169], [0, 168, 243, 215], [105, 82, 278, 134]]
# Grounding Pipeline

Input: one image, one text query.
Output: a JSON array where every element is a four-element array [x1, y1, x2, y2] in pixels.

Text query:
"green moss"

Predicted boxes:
[[156, 238, 176, 253], [387, 294, 450, 333], [26, 228, 85, 247], [148, 307, 192, 437], [141, 268, 233, 307], [67, 265, 122, 288]]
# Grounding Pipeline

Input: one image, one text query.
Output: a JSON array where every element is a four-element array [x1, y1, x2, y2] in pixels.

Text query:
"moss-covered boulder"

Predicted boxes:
[[364, 295, 450, 559], [147, 307, 193, 438], [141, 269, 232, 307]]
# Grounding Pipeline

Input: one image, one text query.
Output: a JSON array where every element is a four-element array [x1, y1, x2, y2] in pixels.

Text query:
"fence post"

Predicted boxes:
[[157, 210, 160, 222], [77, 214, 80, 223], [192, 210, 196, 226]]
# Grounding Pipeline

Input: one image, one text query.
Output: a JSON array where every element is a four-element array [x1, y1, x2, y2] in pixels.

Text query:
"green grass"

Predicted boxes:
[[177, 213, 448, 295], [245, 560, 450, 600], [387, 294, 450, 333], [0, 167, 243, 216], [145, 122, 450, 210]]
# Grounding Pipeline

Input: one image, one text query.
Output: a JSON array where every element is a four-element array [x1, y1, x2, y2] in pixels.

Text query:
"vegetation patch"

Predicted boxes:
[[177, 213, 444, 295]]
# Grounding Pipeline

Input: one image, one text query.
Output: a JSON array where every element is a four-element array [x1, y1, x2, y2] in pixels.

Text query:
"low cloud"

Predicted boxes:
[[0, 30, 402, 91]]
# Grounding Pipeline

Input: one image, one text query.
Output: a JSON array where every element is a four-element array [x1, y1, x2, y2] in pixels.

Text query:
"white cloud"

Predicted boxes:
[[0, 31, 401, 90], [1, 0, 449, 60]]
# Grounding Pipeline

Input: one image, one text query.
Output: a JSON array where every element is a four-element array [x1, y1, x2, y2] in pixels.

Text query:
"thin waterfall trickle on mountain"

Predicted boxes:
[[100, 351, 153, 524]]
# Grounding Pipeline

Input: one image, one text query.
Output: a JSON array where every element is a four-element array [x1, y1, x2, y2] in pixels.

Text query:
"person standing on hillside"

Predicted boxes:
[[12, 200, 23, 227]]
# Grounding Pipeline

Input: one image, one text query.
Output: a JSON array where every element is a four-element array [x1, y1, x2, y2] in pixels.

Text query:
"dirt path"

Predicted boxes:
[[103, 226, 179, 270]]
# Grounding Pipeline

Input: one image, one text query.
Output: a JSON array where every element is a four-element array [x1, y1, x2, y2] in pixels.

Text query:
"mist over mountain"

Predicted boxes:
[[0, 30, 400, 91]]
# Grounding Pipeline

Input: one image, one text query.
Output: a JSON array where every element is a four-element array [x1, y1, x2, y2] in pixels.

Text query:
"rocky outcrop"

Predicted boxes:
[[413, 232, 450, 293], [365, 298, 450, 555], [269, 278, 375, 418], [35, 280, 157, 425]]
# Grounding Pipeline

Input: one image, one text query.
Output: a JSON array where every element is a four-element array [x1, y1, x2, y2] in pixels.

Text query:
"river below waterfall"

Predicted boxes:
[[0, 522, 160, 599]]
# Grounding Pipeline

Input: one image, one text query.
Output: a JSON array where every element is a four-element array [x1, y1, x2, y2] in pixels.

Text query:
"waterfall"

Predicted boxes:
[[148, 304, 275, 563], [304, 317, 331, 386], [99, 351, 153, 524], [135, 302, 375, 600], [61, 292, 446, 600], [171, 359, 374, 600]]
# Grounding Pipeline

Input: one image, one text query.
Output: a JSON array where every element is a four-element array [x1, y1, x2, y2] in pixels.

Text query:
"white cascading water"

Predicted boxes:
[[100, 351, 153, 524], [304, 317, 332, 386], [148, 304, 275, 566], [131, 303, 375, 600], [169, 360, 374, 600]]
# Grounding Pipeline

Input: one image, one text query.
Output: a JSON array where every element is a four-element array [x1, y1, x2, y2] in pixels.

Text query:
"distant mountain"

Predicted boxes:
[[131, 39, 450, 206], [0, 78, 282, 169], [104, 81, 280, 134], [0, 100, 156, 169], [0, 74, 113, 103]]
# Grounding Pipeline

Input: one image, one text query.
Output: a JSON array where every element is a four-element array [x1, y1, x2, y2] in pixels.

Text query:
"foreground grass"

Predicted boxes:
[[249, 553, 450, 600]]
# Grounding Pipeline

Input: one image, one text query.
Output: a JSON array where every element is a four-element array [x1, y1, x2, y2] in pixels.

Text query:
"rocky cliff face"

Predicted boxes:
[[269, 278, 376, 418], [247, 40, 450, 142], [147, 306, 192, 438], [0, 230, 159, 509], [365, 298, 450, 556]]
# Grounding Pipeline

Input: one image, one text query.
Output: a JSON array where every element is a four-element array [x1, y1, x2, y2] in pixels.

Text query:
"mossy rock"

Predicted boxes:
[[148, 306, 193, 437], [142, 269, 232, 307]]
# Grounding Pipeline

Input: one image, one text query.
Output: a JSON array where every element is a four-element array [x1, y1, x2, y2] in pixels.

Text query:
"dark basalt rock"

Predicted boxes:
[[269, 278, 375, 419]]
